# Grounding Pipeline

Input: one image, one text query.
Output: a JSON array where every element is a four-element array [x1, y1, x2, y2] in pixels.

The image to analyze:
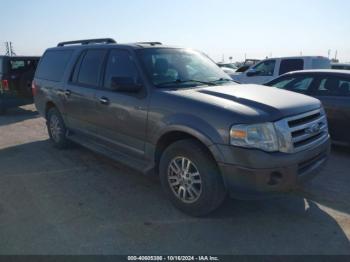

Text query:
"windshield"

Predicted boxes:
[[137, 48, 234, 88]]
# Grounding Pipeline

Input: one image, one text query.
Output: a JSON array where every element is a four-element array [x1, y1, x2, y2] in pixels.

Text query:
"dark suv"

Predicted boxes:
[[33, 38, 330, 216], [0, 55, 40, 113]]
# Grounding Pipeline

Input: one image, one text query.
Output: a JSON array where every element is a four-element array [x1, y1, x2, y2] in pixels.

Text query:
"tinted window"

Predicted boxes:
[[314, 77, 350, 96], [77, 50, 106, 87], [236, 65, 250, 73], [0, 58, 3, 73], [252, 60, 276, 76], [9, 59, 38, 72], [279, 59, 304, 75], [270, 77, 295, 88], [271, 76, 314, 93], [36, 50, 73, 81], [332, 65, 350, 70], [104, 50, 139, 89]]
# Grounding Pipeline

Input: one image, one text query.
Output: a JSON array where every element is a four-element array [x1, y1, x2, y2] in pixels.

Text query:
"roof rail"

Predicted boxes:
[[57, 38, 117, 47], [136, 42, 162, 46]]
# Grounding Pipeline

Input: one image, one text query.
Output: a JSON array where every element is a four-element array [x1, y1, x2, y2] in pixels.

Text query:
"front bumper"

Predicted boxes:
[[215, 137, 330, 199]]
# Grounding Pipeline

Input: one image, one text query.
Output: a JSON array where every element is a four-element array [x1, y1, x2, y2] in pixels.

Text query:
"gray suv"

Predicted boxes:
[[33, 38, 330, 216]]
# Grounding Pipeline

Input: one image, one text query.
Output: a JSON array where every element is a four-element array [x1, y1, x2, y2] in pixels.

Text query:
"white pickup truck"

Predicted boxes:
[[231, 56, 331, 84]]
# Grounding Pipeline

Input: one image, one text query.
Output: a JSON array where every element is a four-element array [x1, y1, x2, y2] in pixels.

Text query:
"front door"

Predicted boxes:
[[94, 49, 149, 158], [242, 59, 277, 84]]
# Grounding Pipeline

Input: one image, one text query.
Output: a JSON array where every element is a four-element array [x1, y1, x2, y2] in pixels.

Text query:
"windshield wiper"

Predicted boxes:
[[156, 79, 217, 87]]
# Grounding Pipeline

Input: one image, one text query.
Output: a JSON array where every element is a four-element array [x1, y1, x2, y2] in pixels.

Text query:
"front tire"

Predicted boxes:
[[159, 139, 226, 217], [47, 107, 70, 149]]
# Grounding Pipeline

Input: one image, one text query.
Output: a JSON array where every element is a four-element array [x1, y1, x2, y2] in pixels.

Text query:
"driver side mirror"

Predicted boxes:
[[246, 69, 260, 77], [110, 77, 142, 92]]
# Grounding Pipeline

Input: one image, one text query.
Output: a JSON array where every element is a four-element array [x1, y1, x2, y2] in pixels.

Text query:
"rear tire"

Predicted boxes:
[[47, 107, 70, 149], [159, 139, 227, 217]]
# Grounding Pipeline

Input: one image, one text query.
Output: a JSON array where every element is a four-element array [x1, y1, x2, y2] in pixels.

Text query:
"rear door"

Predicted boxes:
[[310, 75, 350, 144], [3, 58, 39, 100], [17, 58, 39, 99], [64, 49, 107, 136], [94, 48, 148, 158]]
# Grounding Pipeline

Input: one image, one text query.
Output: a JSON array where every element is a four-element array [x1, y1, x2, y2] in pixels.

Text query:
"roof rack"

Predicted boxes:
[[136, 42, 162, 46], [57, 38, 117, 47]]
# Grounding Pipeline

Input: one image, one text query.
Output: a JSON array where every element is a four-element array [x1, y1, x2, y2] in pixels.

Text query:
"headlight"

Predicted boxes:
[[230, 122, 279, 152]]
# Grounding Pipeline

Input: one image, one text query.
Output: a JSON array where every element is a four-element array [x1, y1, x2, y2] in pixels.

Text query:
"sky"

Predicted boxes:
[[0, 0, 349, 62]]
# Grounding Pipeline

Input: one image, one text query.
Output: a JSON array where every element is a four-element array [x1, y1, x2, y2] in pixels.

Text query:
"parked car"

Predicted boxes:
[[236, 64, 251, 73], [332, 63, 350, 70], [266, 70, 350, 146], [33, 38, 330, 216], [0, 55, 40, 114], [217, 62, 237, 70], [231, 56, 331, 85], [220, 66, 237, 75], [217, 63, 238, 75]]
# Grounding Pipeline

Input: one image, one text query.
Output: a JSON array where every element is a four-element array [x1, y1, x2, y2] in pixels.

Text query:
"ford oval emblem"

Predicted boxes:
[[305, 123, 321, 135]]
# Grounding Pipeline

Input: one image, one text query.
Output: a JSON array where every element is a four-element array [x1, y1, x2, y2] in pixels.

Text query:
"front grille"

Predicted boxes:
[[275, 108, 329, 153]]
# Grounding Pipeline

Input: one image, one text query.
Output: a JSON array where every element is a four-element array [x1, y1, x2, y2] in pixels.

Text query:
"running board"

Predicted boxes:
[[68, 134, 153, 175]]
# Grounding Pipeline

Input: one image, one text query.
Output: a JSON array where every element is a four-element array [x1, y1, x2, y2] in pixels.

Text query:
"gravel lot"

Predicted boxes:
[[0, 105, 349, 255]]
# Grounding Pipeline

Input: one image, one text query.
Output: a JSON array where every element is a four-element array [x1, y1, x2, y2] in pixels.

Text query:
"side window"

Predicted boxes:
[[252, 60, 276, 76], [270, 77, 296, 89], [36, 50, 73, 82], [76, 49, 106, 87], [314, 77, 350, 96], [285, 77, 314, 93], [10, 60, 25, 71], [279, 59, 304, 75], [103, 49, 140, 89]]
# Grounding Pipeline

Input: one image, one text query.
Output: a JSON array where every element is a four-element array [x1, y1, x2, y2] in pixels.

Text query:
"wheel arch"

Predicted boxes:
[[154, 128, 224, 174]]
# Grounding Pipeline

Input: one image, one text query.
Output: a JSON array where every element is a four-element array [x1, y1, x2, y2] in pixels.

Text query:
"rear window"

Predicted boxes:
[[76, 49, 106, 87], [0, 58, 2, 73], [314, 77, 350, 96], [36, 50, 73, 82], [279, 59, 304, 75], [312, 58, 331, 69]]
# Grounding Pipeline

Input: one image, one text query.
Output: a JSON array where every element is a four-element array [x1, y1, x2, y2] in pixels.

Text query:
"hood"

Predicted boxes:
[[165, 84, 321, 122]]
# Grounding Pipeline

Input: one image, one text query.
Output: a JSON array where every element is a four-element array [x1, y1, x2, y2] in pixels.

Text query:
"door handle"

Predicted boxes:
[[99, 97, 110, 105], [65, 89, 72, 96]]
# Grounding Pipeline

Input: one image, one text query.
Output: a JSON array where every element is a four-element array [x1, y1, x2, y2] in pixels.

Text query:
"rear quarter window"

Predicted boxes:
[[36, 50, 73, 82], [279, 59, 304, 75]]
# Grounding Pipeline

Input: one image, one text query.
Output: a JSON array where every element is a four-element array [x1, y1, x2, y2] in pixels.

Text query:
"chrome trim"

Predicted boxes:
[[284, 109, 321, 122], [292, 124, 327, 143], [274, 108, 329, 153], [289, 115, 327, 132]]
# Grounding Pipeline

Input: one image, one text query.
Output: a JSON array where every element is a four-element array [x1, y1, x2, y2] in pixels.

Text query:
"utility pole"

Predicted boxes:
[[5, 42, 16, 56]]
